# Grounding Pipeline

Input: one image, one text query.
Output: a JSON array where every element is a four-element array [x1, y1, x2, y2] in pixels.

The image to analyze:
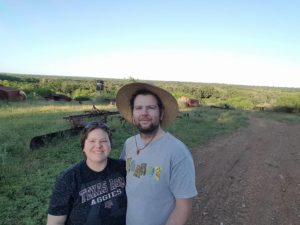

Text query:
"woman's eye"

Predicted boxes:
[[88, 140, 108, 144]]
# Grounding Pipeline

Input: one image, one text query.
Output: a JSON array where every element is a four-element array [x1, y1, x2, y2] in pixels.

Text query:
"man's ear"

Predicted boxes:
[[160, 110, 164, 121]]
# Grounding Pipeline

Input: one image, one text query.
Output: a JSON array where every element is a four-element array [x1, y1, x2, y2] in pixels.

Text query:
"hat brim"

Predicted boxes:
[[116, 82, 178, 126]]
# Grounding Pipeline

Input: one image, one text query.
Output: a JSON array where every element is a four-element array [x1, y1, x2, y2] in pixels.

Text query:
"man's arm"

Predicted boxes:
[[166, 198, 193, 225], [46, 214, 67, 225]]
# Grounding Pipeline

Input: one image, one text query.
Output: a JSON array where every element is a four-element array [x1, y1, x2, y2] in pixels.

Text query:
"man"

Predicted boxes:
[[116, 82, 198, 225]]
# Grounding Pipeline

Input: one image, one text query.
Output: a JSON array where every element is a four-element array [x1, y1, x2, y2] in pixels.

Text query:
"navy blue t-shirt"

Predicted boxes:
[[48, 158, 127, 225]]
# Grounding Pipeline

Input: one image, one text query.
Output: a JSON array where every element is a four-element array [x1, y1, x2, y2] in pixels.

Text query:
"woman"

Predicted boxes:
[[46, 122, 127, 225]]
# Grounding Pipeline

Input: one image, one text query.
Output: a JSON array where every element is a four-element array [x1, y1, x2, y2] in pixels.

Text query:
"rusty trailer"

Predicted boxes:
[[30, 106, 119, 150]]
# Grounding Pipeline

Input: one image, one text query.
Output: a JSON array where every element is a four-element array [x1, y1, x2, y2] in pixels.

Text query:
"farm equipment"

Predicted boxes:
[[29, 105, 119, 150]]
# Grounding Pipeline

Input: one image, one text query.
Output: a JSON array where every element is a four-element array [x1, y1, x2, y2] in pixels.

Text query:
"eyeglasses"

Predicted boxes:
[[82, 121, 112, 141], [84, 121, 110, 130]]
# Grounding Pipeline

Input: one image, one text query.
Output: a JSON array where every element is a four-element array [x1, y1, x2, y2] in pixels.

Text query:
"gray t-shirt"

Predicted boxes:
[[120, 132, 198, 225]]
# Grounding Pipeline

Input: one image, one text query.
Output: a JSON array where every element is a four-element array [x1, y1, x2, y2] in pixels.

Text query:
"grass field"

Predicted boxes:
[[1, 100, 299, 225]]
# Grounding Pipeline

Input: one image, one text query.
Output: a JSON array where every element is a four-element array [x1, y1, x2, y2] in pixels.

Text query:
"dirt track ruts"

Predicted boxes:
[[188, 116, 300, 225]]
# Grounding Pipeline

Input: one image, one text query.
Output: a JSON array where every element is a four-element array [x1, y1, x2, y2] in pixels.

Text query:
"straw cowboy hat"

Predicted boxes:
[[116, 82, 178, 126]]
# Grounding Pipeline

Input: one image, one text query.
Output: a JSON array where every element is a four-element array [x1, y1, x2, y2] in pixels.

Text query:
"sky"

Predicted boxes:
[[1, 0, 300, 88]]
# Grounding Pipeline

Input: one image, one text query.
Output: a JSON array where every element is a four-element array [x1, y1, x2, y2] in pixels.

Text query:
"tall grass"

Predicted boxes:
[[1, 101, 251, 225]]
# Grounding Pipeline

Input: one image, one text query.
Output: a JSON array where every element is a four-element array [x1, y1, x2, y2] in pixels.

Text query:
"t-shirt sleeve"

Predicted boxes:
[[170, 149, 198, 199], [48, 172, 74, 216]]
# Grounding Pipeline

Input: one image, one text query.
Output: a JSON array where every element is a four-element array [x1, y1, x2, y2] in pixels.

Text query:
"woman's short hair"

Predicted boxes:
[[80, 121, 112, 149]]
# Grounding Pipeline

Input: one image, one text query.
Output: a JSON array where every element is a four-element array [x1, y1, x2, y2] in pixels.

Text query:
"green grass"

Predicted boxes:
[[0, 101, 251, 225], [169, 107, 249, 148], [252, 110, 300, 123], [0, 101, 118, 224]]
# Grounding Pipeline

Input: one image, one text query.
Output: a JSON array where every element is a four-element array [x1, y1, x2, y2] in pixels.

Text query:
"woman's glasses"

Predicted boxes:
[[82, 121, 112, 142], [84, 121, 110, 130]]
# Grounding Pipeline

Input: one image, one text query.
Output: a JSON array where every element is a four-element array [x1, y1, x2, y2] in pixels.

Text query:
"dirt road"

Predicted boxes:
[[188, 116, 300, 225]]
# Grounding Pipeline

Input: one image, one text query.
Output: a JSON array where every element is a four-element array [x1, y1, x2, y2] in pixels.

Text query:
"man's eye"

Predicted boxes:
[[148, 105, 158, 110]]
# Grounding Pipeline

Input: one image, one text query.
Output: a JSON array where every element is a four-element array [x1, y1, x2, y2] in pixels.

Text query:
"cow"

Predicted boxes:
[[178, 96, 200, 108], [0, 85, 27, 101], [44, 93, 72, 102]]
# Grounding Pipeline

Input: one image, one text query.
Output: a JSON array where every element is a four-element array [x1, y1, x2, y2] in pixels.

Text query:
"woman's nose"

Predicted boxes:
[[95, 141, 103, 147]]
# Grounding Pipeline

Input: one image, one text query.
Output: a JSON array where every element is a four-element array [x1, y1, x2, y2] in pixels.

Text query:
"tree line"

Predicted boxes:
[[1, 73, 300, 112]]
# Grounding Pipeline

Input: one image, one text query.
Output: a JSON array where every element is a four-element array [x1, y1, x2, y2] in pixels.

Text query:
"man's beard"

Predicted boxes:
[[136, 122, 159, 135]]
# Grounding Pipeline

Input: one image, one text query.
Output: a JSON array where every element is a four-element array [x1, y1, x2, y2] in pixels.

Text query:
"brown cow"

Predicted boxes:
[[44, 93, 72, 102], [0, 85, 26, 101], [178, 96, 200, 107]]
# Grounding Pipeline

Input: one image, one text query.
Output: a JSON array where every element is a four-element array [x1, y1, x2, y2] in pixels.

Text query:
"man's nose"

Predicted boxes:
[[141, 107, 148, 114]]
